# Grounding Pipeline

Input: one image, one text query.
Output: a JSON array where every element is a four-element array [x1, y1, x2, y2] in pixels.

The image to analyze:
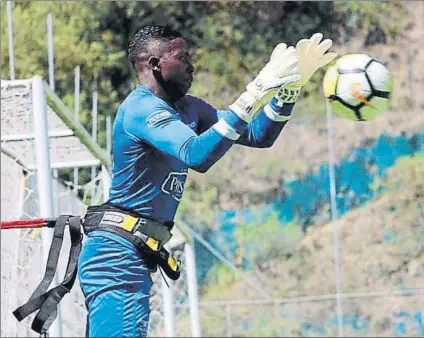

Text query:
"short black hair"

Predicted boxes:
[[128, 25, 182, 68]]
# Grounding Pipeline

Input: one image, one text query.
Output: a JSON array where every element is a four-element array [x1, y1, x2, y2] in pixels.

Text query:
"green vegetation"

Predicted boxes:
[[1, 1, 408, 147], [2, 3, 422, 336], [1, 0, 417, 244], [234, 215, 303, 268], [2, 0, 416, 230], [195, 155, 424, 336]]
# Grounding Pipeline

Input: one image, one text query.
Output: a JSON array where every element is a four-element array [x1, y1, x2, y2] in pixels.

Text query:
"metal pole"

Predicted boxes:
[[32, 75, 62, 337], [7, 0, 15, 80], [73, 167, 79, 190], [106, 115, 112, 175], [52, 169, 59, 216], [74, 65, 80, 120], [92, 88, 98, 142], [162, 263, 176, 337], [106, 115, 112, 155], [225, 305, 232, 337], [91, 88, 98, 204], [51, 168, 64, 331], [325, 99, 344, 337], [101, 165, 111, 202], [73, 166, 79, 215], [90, 169, 96, 204], [185, 242, 202, 337], [73, 65, 80, 210], [46, 13, 55, 91]]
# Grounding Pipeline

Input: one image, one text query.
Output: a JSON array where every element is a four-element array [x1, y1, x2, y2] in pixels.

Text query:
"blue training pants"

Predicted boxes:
[[78, 231, 153, 337]]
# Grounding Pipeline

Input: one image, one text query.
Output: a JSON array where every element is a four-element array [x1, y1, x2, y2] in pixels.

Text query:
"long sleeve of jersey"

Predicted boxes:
[[221, 102, 294, 148], [122, 99, 246, 173], [195, 96, 294, 148], [109, 87, 292, 221]]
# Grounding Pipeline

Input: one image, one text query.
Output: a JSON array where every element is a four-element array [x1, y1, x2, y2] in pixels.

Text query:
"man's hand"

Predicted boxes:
[[246, 43, 299, 101], [270, 33, 337, 111], [229, 43, 300, 122], [289, 33, 337, 89]]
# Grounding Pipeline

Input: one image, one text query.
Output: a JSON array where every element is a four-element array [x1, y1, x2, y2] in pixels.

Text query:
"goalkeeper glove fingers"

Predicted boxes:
[[229, 43, 300, 122], [288, 33, 338, 89]]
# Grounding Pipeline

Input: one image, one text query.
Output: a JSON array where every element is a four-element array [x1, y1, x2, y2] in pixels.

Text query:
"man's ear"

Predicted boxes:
[[148, 56, 161, 71]]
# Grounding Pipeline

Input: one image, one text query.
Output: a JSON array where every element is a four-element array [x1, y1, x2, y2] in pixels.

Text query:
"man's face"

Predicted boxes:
[[158, 38, 194, 101]]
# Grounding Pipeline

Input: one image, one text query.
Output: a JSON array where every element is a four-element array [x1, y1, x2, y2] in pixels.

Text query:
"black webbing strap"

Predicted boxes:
[[12, 215, 83, 335], [92, 224, 181, 280]]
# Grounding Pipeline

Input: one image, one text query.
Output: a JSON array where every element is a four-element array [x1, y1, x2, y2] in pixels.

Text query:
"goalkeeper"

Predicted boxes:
[[78, 25, 336, 337]]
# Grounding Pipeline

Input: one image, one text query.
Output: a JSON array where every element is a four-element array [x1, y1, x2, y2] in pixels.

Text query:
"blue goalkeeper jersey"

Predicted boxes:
[[107, 85, 293, 223]]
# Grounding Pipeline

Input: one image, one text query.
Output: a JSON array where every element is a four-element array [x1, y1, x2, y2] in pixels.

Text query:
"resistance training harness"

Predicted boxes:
[[11, 204, 181, 336]]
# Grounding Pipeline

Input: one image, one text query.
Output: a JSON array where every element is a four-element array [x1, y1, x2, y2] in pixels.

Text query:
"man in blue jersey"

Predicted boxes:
[[78, 25, 336, 337]]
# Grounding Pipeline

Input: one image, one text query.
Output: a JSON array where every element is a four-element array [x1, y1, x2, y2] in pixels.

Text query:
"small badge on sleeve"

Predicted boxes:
[[146, 110, 174, 127]]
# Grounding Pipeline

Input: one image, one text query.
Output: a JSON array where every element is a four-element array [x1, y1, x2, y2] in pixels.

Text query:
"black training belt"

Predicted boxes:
[[12, 206, 181, 336], [83, 204, 181, 281], [12, 215, 83, 336]]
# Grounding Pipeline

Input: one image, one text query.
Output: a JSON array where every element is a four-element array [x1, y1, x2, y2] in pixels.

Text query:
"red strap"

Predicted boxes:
[[1, 218, 51, 229]]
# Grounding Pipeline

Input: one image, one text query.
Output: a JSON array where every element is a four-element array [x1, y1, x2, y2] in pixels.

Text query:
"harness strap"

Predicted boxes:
[[83, 205, 181, 281], [12, 216, 82, 335], [84, 204, 173, 250], [89, 224, 180, 281], [12, 208, 179, 336], [13, 215, 69, 321]]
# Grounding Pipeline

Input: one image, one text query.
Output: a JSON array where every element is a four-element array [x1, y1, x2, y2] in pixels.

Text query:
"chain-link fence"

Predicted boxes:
[[2, 2, 424, 337], [1, 79, 108, 337], [0, 78, 193, 337], [153, 9, 424, 335], [1, 149, 88, 337]]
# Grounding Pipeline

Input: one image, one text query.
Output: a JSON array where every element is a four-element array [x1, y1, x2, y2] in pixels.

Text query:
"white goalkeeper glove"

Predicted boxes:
[[287, 33, 338, 90], [229, 43, 300, 123], [268, 33, 337, 112]]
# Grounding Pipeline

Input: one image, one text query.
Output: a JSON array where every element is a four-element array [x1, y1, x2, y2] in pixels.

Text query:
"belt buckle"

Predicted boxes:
[[120, 214, 139, 232], [101, 212, 139, 232], [134, 218, 161, 251], [132, 217, 146, 234]]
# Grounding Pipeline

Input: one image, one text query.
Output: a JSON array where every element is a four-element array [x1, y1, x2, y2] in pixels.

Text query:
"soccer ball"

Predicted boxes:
[[323, 53, 392, 121]]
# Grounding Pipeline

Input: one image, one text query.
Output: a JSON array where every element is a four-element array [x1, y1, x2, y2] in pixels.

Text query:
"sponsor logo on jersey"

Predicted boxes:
[[161, 171, 188, 201], [147, 110, 173, 127], [188, 121, 197, 130]]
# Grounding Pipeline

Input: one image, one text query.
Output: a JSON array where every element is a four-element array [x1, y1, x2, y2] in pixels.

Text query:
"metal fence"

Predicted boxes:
[[0, 78, 199, 337], [0, 149, 88, 337], [0, 78, 105, 337], [2, 2, 424, 337]]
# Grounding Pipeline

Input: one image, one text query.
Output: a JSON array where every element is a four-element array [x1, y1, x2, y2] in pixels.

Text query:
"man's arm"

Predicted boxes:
[[228, 33, 338, 147], [195, 96, 294, 149], [220, 101, 294, 148], [128, 38, 313, 169], [192, 43, 301, 148], [123, 103, 246, 173]]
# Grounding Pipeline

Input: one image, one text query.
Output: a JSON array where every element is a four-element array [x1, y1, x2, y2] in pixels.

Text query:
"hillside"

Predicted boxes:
[[196, 155, 424, 337], [182, 1, 424, 218], [1, 2, 423, 337]]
